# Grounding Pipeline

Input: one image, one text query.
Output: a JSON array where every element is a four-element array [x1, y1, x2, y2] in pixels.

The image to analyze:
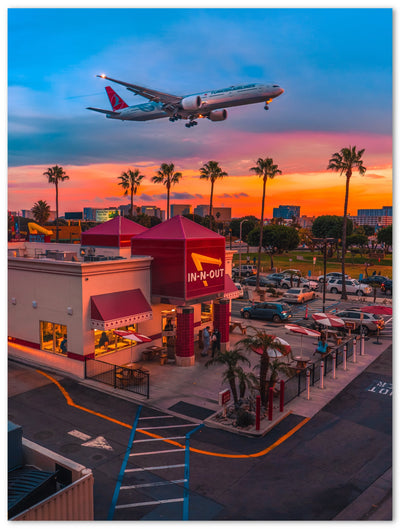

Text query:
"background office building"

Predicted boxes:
[[194, 205, 231, 221], [273, 205, 301, 220], [349, 206, 392, 228], [170, 204, 191, 217]]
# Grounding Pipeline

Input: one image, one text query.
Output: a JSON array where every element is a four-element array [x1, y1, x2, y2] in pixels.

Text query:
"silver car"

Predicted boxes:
[[335, 310, 385, 335]]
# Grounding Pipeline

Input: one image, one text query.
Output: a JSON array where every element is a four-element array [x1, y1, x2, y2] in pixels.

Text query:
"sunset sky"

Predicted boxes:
[[7, 6, 392, 219]]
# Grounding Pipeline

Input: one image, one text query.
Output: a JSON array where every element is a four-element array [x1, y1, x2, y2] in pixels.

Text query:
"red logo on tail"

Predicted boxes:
[[105, 86, 128, 111]]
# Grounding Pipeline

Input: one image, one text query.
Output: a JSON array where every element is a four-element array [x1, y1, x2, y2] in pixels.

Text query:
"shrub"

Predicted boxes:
[[236, 409, 255, 428]]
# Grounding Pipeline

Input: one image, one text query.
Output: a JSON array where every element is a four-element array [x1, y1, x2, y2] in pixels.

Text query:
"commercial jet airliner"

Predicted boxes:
[[87, 74, 284, 128]]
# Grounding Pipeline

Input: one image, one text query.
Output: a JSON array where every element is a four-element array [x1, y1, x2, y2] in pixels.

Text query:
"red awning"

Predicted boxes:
[[224, 274, 241, 300], [90, 289, 152, 330]]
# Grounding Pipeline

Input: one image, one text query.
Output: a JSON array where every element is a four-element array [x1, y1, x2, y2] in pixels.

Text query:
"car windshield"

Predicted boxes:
[[287, 289, 300, 293]]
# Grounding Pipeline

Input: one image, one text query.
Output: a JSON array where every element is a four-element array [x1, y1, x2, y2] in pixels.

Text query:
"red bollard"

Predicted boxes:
[[279, 380, 285, 412], [268, 387, 274, 421], [255, 395, 261, 431]]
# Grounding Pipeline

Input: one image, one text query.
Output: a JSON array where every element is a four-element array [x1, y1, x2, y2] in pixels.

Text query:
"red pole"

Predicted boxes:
[[255, 395, 261, 431], [279, 380, 284, 412], [268, 387, 274, 421]]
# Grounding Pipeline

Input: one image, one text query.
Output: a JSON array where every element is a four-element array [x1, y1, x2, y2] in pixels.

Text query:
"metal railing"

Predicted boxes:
[[84, 358, 150, 398], [282, 336, 355, 405]]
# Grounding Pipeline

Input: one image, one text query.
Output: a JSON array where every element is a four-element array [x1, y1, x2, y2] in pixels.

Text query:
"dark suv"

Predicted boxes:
[[240, 302, 292, 323]]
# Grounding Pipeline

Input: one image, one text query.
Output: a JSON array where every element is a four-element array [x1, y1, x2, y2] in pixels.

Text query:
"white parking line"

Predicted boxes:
[[130, 448, 185, 457], [115, 498, 184, 509], [139, 423, 200, 430]]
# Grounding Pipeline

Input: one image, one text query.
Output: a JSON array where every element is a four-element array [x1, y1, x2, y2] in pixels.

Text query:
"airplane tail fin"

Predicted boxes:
[[105, 86, 129, 111]]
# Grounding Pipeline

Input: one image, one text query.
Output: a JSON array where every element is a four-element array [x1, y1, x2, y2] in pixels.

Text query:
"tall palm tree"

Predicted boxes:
[[199, 161, 228, 229], [238, 328, 288, 407], [205, 348, 251, 405], [152, 163, 182, 220], [118, 168, 145, 217], [43, 165, 70, 242], [250, 158, 282, 290], [327, 146, 366, 300], [31, 200, 51, 225]]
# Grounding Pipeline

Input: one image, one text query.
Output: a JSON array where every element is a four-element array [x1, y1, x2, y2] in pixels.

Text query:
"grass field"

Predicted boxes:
[[232, 249, 392, 280]]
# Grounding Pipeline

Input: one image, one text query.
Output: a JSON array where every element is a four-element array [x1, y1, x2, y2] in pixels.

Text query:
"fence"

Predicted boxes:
[[282, 336, 355, 405], [84, 358, 150, 398]]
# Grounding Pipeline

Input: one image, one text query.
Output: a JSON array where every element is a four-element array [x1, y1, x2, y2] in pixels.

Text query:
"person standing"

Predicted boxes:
[[211, 329, 221, 358], [201, 326, 211, 357]]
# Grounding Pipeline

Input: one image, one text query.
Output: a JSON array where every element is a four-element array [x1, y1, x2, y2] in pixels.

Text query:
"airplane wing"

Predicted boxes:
[[87, 107, 121, 117], [97, 75, 182, 105]]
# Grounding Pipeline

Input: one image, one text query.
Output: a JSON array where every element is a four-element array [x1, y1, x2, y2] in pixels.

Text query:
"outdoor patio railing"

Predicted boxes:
[[84, 358, 150, 398], [282, 335, 356, 406]]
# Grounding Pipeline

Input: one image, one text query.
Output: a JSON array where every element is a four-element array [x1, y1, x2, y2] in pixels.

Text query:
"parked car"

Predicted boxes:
[[281, 269, 301, 276], [381, 279, 392, 295], [264, 273, 285, 285], [327, 278, 372, 296], [243, 276, 277, 287], [335, 309, 385, 335], [282, 287, 316, 304], [234, 283, 244, 298], [240, 302, 292, 323], [317, 272, 350, 283], [359, 275, 388, 285], [232, 264, 257, 277], [280, 277, 318, 290]]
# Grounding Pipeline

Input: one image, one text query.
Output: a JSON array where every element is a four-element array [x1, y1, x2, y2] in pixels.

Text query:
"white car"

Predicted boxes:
[[327, 278, 371, 296], [234, 283, 244, 298], [280, 277, 318, 290], [232, 265, 257, 277], [318, 272, 350, 283], [282, 287, 316, 304]]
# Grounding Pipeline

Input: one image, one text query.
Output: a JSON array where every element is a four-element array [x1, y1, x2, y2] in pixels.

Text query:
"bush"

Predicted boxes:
[[236, 409, 255, 428]]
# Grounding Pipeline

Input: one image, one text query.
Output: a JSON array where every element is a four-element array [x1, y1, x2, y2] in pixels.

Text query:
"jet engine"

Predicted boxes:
[[207, 109, 227, 122], [180, 95, 202, 110]]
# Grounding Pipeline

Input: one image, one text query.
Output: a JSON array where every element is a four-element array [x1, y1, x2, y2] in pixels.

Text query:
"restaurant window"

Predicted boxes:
[[161, 310, 176, 350], [94, 324, 137, 357], [201, 302, 213, 324], [40, 321, 68, 355]]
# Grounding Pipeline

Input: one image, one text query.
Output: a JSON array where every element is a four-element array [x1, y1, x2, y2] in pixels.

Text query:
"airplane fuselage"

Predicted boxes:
[[106, 83, 283, 121]]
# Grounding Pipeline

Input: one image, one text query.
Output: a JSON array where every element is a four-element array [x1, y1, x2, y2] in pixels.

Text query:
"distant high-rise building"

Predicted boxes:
[[350, 205, 392, 228], [140, 206, 162, 218], [273, 205, 301, 220], [194, 205, 231, 221], [170, 204, 191, 217]]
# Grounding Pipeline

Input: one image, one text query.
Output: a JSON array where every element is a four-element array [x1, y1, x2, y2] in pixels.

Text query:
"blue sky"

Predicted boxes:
[[7, 6, 393, 216]]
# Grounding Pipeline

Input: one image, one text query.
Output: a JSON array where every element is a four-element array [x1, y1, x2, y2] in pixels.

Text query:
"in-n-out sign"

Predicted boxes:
[[188, 252, 224, 287]]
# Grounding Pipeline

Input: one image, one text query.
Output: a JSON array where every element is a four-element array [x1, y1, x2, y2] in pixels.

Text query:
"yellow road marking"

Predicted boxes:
[[36, 369, 310, 459]]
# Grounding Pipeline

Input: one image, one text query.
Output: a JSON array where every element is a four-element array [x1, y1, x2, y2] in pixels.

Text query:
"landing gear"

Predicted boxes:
[[185, 121, 198, 128], [169, 114, 181, 122], [264, 104, 269, 110]]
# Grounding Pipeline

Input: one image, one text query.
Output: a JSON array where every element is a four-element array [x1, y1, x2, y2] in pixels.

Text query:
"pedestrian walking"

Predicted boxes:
[[201, 326, 211, 357], [211, 328, 221, 358]]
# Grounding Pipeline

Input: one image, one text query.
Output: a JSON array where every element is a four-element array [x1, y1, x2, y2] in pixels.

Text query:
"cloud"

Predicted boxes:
[[364, 173, 386, 179], [218, 192, 249, 198], [171, 192, 203, 200]]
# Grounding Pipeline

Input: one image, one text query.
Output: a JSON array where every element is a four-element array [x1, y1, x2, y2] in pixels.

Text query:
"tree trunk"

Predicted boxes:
[[228, 373, 238, 404], [209, 180, 214, 230], [341, 173, 351, 299], [257, 178, 267, 290], [55, 180, 59, 243], [166, 181, 170, 220], [130, 186, 134, 217], [259, 353, 269, 406]]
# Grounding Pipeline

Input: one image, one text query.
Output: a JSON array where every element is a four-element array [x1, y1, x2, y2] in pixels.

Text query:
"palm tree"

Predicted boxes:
[[118, 168, 145, 217], [327, 146, 366, 299], [205, 348, 251, 405], [250, 158, 282, 290], [31, 200, 51, 225], [152, 163, 182, 220], [43, 165, 70, 242], [199, 161, 228, 229], [238, 328, 288, 407]]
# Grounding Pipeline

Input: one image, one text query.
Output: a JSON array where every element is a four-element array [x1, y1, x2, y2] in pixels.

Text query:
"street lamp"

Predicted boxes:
[[312, 237, 336, 313], [238, 219, 248, 283]]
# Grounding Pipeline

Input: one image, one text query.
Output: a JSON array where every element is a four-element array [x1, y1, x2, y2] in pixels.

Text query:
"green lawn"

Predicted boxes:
[[233, 249, 392, 279]]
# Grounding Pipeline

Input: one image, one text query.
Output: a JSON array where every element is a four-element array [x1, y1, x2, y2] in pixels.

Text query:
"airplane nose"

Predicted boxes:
[[279, 88, 284, 95]]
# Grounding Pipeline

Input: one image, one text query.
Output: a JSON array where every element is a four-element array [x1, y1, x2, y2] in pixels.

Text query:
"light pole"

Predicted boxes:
[[312, 237, 336, 313], [238, 219, 248, 283]]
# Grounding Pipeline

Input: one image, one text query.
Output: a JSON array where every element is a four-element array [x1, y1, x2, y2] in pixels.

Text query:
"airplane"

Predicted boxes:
[[87, 74, 284, 128]]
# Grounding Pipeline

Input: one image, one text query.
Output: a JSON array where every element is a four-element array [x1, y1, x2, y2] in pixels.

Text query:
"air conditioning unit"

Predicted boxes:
[[87, 247, 96, 256]]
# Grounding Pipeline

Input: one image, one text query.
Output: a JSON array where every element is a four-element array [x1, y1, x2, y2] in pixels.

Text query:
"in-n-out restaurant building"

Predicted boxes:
[[8, 216, 239, 375]]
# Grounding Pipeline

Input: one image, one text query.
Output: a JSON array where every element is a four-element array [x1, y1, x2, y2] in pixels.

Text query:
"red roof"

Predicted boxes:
[[90, 288, 152, 331], [131, 215, 224, 241], [81, 216, 147, 248], [224, 275, 241, 299]]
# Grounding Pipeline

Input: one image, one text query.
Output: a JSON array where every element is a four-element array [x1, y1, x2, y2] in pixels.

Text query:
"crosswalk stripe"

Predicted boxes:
[[125, 464, 185, 473], [120, 479, 187, 490], [130, 448, 185, 457], [133, 436, 186, 443], [115, 498, 184, 509]]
